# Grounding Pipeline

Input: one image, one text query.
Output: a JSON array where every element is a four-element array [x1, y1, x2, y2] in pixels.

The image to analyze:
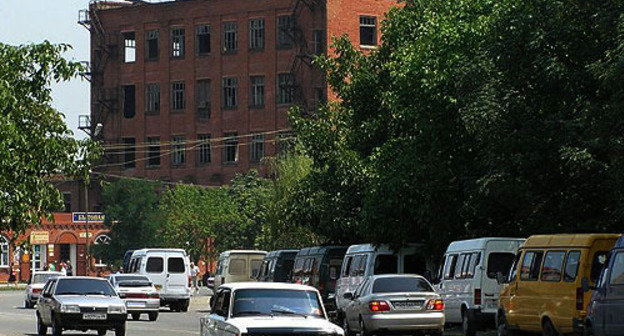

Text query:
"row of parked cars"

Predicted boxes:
[[24, 248, 195, 336], [211, 234, 624, 336]]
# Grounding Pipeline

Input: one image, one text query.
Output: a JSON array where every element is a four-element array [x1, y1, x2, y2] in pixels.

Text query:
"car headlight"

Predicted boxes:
[[108, 305, 127, 314], [60, 304, 81, 313]]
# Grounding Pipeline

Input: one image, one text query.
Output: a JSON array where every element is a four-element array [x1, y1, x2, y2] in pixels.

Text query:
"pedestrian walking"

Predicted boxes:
[[190, 262, 200, 294], [60, 262, 67, 276]]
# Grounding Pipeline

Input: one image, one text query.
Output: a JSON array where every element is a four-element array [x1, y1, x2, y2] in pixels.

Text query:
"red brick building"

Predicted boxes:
[[0, 213, 110, 283], [80, 0, 397, 185]]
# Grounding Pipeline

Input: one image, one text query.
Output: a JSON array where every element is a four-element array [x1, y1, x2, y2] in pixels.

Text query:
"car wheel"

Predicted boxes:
[[37, 315, 47, 336], [462, 310, 477, 336], [51, 316, 62, 336], [359, 318, 371, 336], [115, 324, 126, 336], [97, 329, 107, 336], [497, 312, 516, 336], [342, 315, 353, 336], [542, 319, 559, 336], [181, 300, 190, 312], [170, 302, 179, 312], [131, 313, 140, 321], [148, 312, 159, 321]]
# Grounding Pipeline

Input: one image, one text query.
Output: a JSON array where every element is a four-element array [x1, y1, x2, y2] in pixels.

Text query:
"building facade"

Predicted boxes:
[[80, 0, 396, 185], [0, 213, 110, 283]]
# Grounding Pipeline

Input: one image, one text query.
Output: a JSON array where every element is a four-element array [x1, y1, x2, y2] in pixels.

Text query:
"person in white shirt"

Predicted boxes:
[[190, 263, 200, 294], [59, 262, 67, 276]]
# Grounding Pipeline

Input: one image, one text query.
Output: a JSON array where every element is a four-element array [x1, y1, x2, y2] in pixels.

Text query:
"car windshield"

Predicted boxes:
[[55, 279, 116, 296], [115, 276, 151, 287], [372, 277, 433, 293], [232, 289, 323, 318], [33, 274, 59, 284]]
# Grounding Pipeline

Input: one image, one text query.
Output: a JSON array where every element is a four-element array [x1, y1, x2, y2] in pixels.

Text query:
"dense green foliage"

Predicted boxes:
[[287, 0, 624, 254], [0, 42, 100, 233], [95, 179, 162, 266]]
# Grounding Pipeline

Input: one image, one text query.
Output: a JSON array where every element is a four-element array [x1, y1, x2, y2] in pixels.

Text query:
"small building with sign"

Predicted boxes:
[[0, 212, 110, 283]]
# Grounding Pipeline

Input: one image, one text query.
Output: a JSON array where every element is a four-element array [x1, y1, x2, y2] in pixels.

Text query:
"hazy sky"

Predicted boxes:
[[1, 0, 91, 140]]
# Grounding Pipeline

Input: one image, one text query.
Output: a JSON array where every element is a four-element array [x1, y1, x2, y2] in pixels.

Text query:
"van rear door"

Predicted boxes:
[[165, 253, 189, 296], [144, 254, 166, 293]]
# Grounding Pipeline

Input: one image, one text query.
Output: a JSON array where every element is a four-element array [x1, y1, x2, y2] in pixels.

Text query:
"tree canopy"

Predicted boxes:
[[0, 42, 99, 233]]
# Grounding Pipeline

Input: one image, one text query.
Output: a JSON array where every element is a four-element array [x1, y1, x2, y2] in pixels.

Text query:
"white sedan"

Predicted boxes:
[[24, 271, 62, 308], [200, 282, 344, 336]]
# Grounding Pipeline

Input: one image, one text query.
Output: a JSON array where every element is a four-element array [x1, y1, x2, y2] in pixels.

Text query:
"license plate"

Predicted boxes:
[[127, 301, 146, 308], [392, 301, 422, 309], [83, 313, 107, 320]]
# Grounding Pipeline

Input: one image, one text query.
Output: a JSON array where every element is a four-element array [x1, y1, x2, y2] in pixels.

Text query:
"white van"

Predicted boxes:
[[435, 238, 524, 336], [335, 244, 431, 317], [213, 250, 267, 290], [128, 248, 191, 312]]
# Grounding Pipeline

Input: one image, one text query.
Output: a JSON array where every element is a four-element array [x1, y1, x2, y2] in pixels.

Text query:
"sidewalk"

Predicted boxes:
[[0, 283, 26, 291]]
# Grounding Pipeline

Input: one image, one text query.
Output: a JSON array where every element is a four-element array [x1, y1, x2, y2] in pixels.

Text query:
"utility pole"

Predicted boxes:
[[85, 181, 89, 276]]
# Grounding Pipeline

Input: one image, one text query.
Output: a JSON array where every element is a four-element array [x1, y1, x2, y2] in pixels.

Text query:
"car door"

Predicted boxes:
[[166, 253, 189, 296], [145, 255, 166, 293], [39, 279, 56, 325], [347, 279, 368, 327], [336, 255, 353, 311], [605, 251, 624, 336]]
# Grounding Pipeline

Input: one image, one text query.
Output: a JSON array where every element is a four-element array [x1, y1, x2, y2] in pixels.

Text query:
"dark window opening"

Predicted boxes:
[[196, 79, 211, 119], [147, 137, 160, 167], [196, 25, 211, 55], [487, 253, 516, 279], [146, 83, 160, 114], [591, 251, 610, 283], [146, 257, 164, 273], [62, 193, 71, 213], [374, 255, 398, 275], [168, 257, 185, 273], [146, 30, 159, 60], [122, 85, 136, 118]]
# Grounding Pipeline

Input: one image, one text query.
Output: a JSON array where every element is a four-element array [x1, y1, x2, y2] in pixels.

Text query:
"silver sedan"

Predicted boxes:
[[341, 275, 444, 336]]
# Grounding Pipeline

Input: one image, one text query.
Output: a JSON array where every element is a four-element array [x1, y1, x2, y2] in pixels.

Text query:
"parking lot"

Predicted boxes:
[[0, 289, 495, 336]]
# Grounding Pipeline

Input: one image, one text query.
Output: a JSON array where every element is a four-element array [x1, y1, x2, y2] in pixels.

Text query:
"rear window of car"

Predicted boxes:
[[487, 253, 516, 279], [168, 257, 185, 273], [229, 259, 246, 275], [374, 254, 398, 275], [146, 257, 164, 273], [372, 277, 433, 293]]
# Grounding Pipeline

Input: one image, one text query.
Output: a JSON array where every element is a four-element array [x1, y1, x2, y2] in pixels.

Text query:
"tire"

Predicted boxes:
[[170, 302, 180, 312], [180, 300, 189, 312], [148, 312, 159, 321], [542, 319, 559, 336], [342, 315, 354, 336], [37, 315, 47, 336], [359, 318, 371, 336], [51, 316, 62, 336], [115, 324, 126, 336], [584, 323, 594, 336], [497, 312, 516, 336], [131, 313, 140, 321], [97, 329, 107, 336], [462, 310, 477, 336]]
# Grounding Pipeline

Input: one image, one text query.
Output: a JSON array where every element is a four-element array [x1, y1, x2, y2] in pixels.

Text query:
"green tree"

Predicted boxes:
[[158, 185, 244, 262], [257, 151, 324, 250], [228, 171, 271, 249], [0, 42, 99, 233], [97, 179, 162, 266]]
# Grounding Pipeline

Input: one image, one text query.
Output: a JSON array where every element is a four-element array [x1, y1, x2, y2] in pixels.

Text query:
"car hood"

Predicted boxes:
[[56, 295, 125, 307], [228, 316, 344, 334]]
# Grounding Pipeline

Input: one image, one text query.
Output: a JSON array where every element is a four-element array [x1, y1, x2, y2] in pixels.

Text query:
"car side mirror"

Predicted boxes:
[[343, 292, 353, 300], [496, 272, 506, 285]]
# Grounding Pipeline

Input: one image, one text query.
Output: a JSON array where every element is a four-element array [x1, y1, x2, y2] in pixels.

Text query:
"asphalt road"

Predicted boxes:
[[0, 290, 494, 336], [0, 289, 211, 336]]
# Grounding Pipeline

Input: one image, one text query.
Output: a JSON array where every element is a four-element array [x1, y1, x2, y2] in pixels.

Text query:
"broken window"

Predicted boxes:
[[249, 18, 265, 50], [222, 77, 238, 108], [277, 15, 295, 48], [171, 81, 186, 111], [146, 83, 160, 114], [223, 22, 238, 53], [171, 27, 185, 58], [146, 30, 159, 60], [123, 32, 136, 63], [196, 25, 211, 55], [277, 73, 294, 105], [122, 85, 136, 118]]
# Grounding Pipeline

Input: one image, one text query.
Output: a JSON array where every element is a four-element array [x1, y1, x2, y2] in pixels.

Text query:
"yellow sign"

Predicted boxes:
[[79, 232, 93, 238], [30, 231, 49, 245]]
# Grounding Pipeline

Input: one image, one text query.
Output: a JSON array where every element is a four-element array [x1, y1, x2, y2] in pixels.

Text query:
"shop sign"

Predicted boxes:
[[72, 212, 105, 223], [30, 231, 49, 244]]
